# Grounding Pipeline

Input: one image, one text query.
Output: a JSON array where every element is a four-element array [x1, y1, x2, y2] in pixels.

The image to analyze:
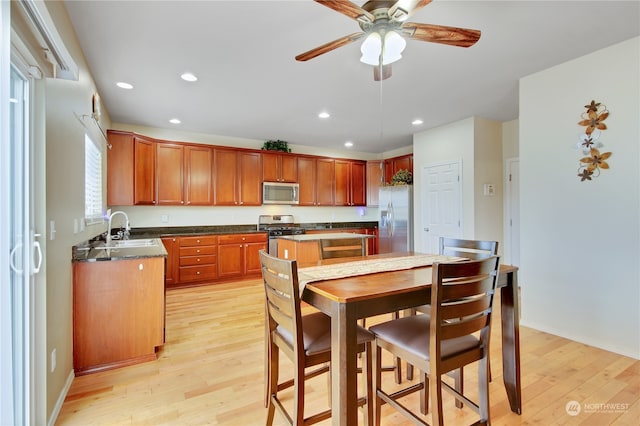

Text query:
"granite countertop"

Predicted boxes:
[[278, 232, 375, 242], [72, 237, 168, 262], [129, 222, 377, 238]]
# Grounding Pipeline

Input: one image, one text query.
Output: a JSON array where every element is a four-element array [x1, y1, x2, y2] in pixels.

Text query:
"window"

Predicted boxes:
[[84, 134, 103, 224]]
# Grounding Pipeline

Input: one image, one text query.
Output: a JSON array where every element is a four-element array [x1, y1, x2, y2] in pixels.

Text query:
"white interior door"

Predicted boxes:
[[506, 158, 520, 266], [421, 161, 462, 253]]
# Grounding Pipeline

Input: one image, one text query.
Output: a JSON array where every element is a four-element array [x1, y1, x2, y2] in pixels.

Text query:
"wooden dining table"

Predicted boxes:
[[300, 252, 521, 425]]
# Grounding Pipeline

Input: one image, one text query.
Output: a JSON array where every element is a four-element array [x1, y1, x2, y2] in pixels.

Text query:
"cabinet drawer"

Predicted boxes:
[[179, 246, 217, 257], [218, 233, 267, 245], [179, 254, 216, 267], [179, 265, 217, 282], [179, 235, 218, 247]]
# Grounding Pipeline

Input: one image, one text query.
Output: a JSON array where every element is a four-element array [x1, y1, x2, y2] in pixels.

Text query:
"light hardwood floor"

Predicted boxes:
[[57, 279, 639, 425]]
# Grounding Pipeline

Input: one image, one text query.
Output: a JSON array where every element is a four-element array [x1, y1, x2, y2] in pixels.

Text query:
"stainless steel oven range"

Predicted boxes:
[[258, 215, 306, 255]]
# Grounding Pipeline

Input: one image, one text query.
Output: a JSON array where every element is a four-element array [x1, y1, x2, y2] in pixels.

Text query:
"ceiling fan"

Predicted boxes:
[[295, 0, 481, 81]]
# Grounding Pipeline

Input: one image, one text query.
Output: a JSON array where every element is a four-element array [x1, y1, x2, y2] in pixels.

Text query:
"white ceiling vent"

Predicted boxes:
[[14, 0, 78, 81]]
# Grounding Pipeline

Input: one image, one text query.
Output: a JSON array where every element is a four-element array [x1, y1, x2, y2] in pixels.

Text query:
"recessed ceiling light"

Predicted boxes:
[[412, 119, 423, 125], [116, 82, 133, 90], [344, 141, 354, 148], [169, 118, 181, 124], [318, 112, 330, 119], [181, 72, 198, 82]]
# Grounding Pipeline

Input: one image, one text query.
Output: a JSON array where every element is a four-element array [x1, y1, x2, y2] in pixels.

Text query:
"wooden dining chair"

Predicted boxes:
[[260, 250, 374, 426], [408, 237, 499, 390], [370, 256, 501, 425], [318, 237, 366, 259], [318, 236, 405, 385]]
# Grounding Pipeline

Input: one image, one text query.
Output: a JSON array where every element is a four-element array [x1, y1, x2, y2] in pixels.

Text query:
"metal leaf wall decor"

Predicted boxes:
[[576, 100, 612, 181]]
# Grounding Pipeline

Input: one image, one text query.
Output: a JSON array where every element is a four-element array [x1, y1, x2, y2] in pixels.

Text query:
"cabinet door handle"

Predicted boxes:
[[139, 263, 144, 271]]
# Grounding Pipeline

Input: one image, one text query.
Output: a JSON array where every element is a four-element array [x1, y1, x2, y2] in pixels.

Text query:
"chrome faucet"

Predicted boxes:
[[106, 210, 130, 245]]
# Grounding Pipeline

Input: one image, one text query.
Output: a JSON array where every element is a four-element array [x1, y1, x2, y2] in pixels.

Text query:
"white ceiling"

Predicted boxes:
[[64, 1, 640, 154]]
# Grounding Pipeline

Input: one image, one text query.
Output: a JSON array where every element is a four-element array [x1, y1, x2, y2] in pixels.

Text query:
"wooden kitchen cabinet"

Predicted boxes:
[[184, 145, 213, 205], [178, 235, 218, 283], [214, 149, 262, 206], [262, 152, 298, 183], [134, 136, 156, 205], [297, 156, 316, 206], [217, 233, 267, 279], [335, 160, 366, 206], [384, 154, 413, 184], [156, 142, 184, 205], [298, 156, 336, 206], [161, 237, 178, 287], [366, 160, 384, 207], [316, 158, 335, 206], [106, 130, 134, 205], [73, 256, 165, 375]]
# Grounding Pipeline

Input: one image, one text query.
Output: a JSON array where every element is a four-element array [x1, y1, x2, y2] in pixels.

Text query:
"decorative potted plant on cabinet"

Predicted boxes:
[[261, 139, 291, 153]]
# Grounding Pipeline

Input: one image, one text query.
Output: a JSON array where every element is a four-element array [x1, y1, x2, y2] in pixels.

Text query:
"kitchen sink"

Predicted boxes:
[[95, 238, 158, 249]]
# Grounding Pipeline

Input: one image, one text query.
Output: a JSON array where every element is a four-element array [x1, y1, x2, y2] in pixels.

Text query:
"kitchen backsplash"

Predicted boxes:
[[109, 205, 380, 228]]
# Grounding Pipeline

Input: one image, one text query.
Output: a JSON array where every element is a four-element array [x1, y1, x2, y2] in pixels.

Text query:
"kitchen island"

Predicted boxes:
[[72, 238, 167, 375], [277, 232, 374, 265]]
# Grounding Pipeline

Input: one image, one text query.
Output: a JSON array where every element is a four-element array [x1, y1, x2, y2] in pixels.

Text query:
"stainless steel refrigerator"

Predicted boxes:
[[378, 185, 414, 253]]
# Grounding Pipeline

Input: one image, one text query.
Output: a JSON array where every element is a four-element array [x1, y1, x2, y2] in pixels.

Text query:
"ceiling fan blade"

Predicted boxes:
[[295, 32, 365, 62], [403, 22, 481, 47], [314, 0, 374, 23], [388, 0, 433, 21], [373, 64, 392, 81]]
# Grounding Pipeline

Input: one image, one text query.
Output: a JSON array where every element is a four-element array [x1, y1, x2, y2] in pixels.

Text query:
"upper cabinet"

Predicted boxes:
[[156, 142, 184, 205], [214, 149, 262, 206], [184, 145, 213, 205], [384, 154, 413, 184], [297, 157, 335, 206], [106, 130, 134, 206], [107, 130, 388, 208], [335, 160, 366, 206], [366, 160, 384, 207], [262, 152, 298, 183], [133, 136, 156, 205]]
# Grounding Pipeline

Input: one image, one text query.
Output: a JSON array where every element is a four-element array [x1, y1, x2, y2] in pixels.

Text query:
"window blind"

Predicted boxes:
[[84, 134, 103, 224]]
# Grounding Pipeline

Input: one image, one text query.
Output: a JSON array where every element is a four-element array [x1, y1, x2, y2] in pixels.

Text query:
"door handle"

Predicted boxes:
[[10, 241, 23, 274], [32, 233, 42, 274]]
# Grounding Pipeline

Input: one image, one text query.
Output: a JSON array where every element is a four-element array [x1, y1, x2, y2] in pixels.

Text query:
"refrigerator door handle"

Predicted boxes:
[[388, 201, 394, 237]]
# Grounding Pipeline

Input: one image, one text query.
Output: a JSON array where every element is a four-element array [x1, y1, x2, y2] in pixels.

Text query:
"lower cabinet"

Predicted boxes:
[[164, 233, 267, 287], [73, 257, 165, 375], [218, 233, 268, 279]]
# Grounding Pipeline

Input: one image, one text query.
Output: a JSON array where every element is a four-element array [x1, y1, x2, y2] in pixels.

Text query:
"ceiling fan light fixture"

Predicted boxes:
[[382, 30, 406, 65], [360, 32, 382, 66]]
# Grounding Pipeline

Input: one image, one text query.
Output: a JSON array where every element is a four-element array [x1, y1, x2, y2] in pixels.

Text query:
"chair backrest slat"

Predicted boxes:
[[439, 237, 498, 260], [319, 237, 365, 259], [441, 313, 492, 340], [440, 295, 492, 321]]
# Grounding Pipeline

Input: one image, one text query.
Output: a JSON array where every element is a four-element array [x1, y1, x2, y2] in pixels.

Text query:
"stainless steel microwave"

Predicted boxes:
[[262, 182, 300, 205]]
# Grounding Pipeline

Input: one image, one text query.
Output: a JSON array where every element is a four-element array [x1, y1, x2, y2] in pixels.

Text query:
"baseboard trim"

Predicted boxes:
[[47, 370, 74, 426]]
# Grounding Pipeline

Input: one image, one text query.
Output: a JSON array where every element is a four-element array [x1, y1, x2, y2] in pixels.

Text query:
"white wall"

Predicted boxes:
[[412, 117, 503, 253], [519, 37, 640, 359]]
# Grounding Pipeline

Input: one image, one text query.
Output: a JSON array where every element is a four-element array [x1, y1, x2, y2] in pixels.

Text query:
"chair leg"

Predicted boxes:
[[392, 311, 403, 384], [266, 343, 279, 426], [293, 357, 306, 425], [419, 370, 429, 415], [373, 343, 383, 426], [454, 368, 464, 409], [362, 342, 373, 426], [478, 356, 490, 423], [430, 371, 445, 426]]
